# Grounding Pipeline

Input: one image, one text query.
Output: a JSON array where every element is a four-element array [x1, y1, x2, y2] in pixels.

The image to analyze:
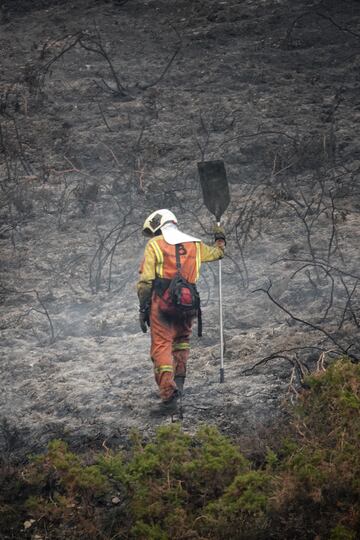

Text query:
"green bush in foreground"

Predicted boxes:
[[270, 359, 360, 538], [0, 358, 359, 539]]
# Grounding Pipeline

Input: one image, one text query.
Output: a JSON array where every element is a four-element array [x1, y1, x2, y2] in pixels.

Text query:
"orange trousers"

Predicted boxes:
[[150, 294, 194, 401]]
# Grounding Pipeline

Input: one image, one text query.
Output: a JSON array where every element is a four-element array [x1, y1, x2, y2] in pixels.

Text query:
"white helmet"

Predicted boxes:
[[142, 209, 177, 237]]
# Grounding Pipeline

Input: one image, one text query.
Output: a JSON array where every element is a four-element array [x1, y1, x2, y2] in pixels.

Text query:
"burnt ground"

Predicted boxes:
[[1, 0, 360, 458]]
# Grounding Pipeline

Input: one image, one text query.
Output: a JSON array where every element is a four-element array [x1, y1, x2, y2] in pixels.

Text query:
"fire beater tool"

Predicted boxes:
[[197, 160, 230, 383]]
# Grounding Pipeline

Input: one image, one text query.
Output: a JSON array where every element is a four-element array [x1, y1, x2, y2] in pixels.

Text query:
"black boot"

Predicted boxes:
[[159, 389, 179, 415], [174, 375, 185, 395]]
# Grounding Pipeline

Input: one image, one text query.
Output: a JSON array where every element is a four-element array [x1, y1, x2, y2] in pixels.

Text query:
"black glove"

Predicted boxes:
[[139, 306, 150, 333], [213, 224, 226, 245]]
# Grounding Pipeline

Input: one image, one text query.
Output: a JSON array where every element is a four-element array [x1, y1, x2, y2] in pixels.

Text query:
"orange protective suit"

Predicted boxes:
[[137, 235, 224, 401]]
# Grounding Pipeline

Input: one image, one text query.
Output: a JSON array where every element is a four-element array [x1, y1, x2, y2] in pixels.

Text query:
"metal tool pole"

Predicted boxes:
[[217, 221, 225, 383]]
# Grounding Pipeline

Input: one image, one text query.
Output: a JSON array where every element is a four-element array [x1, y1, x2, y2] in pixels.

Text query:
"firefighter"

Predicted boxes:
[[137, 209, 225, 412]]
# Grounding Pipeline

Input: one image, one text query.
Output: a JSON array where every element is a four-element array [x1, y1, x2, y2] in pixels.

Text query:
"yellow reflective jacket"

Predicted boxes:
[[137, 235, 224, 306]]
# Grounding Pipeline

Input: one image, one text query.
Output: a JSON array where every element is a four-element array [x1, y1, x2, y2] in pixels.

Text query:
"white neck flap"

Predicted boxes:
[[161, 223, 200, 245]]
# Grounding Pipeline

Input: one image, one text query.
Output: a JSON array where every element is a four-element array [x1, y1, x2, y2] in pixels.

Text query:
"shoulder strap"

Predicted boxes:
[[175, 243, 181, 272]]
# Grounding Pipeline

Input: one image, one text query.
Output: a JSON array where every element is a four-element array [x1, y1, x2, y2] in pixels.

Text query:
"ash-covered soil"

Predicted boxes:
[[1, 0, 360, 456]]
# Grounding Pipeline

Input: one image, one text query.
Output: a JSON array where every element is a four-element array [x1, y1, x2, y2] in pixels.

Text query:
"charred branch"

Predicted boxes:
[[253, 281, 359, 361]]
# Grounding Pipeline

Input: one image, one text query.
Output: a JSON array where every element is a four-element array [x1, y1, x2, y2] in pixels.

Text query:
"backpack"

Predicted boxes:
[[164, 272, 200, 312], [154, 243, 202, 335]]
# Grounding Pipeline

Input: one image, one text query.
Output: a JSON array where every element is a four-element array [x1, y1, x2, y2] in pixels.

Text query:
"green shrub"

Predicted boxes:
[[330, 524, 357, 540], [28, 439, 109, 497], [131, 520, 169, 540], [21, 440, 112, 538], [271, 359, 360, 538], [0, 358, 359, 539], [97, 451, 126, 484], [183, 425, 249, 502], [202, 470, 272, 539], [123, 424, 250, 538]]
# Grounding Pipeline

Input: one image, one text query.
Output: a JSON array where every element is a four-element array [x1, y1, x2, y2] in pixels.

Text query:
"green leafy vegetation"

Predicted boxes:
[[0, 359, 359, 539]]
